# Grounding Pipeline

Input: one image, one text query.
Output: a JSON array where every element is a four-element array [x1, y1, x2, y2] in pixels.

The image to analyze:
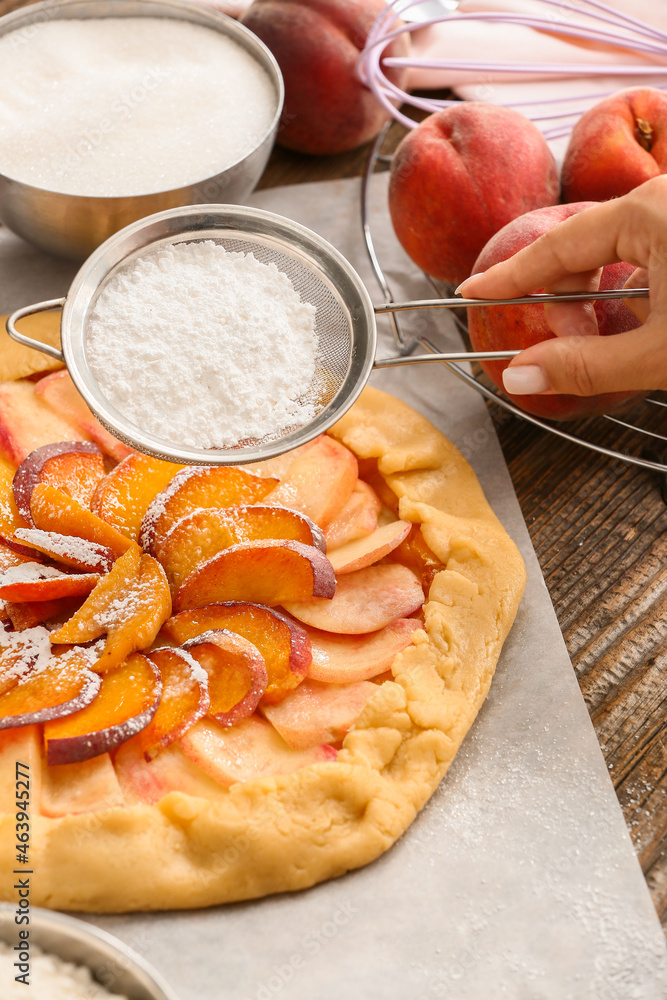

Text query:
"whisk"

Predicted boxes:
[[358, 0, 667, 142]]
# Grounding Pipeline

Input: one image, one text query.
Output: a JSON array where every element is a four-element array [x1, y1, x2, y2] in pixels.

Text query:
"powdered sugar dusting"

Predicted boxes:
[[0, 563, 66, 586], [86, 241, 319, 449], [14, 528, 113, 572]]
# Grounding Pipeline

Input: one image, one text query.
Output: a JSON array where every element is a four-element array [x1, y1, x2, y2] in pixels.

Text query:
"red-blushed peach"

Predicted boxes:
[[142, 646, 210, 759], [40, 753, 124, 817], [173, 540, 335, 613], [113, 739, 228, 805], [91, 452, 186, 543], [284, 563, 424, 633], [155, 505, 325, 595], [43, 653, 162, 766], [49, 547, 171, 672], [0, 566, 100, 603], [29, 483, 139, 558], [12, 441, 104, 524], [181, 629, 267, 728], [305, 617, 424, 683], [34, 370, 133, 462], [324, 479, 381, 549], [328, 518, 411, 574], [0, 650, 100, 730], [467, 202, 643, 420], [265, 434, 357, 528], [158, 602, 311, 704], [388, 103, 560, 287], [0, 380, 92, 468], [10, 528, 114, 575], [241, 0, 409, 155], [261, 677, 377, 749], [179, 715, 337, 787], [562, 87, 667, 203], [139, 466, 278, 556]]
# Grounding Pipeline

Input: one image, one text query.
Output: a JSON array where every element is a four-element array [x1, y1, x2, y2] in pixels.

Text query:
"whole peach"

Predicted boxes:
[[467, 203, 642, 421], [241, 0, 409, 155], [562, 87, 667, 203], [388, 103, 559, 287]]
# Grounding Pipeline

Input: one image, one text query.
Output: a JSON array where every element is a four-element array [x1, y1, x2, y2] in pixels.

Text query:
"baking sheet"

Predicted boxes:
[[2, 174, 666, 998]]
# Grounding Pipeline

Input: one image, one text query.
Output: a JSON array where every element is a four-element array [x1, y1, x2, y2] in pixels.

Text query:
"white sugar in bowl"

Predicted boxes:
[[0, 0, 283, 260]]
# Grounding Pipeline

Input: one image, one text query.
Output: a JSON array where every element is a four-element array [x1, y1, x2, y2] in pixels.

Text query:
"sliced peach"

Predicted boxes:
[[243, 438, 319, 481], [0, 564, 100, 602], [13, 441, 105, 523], [0, 725, 42, 813], [0, 307, 63, 382], [160, 602, 311, 704], [179, 715, 337, 787], [156, 505, 326, 594], [114, 738, 227, 804], [306, 618, 425, 683], [140, 466, 278, 555], [50, 548, 171, 671], [392, 523, 444, 590], [5, 596, 81, 631], [12, 527, 114, 574], [181, 629, 267, 727], [265, 434, 357, 528], [284, 564, 424, 634], [262, 678, 377, 749], [0, 648, 100, 729], [34, 370, 133, 461], [0, 627, 51, 696], [328, 519, 412, 574], [0, 379, 92, 467], [91, 452, 185, 542], [141, 646, 210, 758], [41, 753, 124, 817], [324, 479, 381, 549], [0, 457, 25, 539], [29, 483, 139, 558], [44, 652, 162, 765], [357, 458, 400, 516], [174, 540, 335, 613]]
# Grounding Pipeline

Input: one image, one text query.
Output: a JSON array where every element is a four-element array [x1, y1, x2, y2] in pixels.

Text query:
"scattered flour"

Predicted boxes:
[[0, 18, 276, 197], [86, 241, 319, 449], [0, 940, 131, 999]]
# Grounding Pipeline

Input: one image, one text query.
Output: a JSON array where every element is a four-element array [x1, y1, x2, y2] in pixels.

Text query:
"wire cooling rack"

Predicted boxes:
[[361, 123, 667, 479]]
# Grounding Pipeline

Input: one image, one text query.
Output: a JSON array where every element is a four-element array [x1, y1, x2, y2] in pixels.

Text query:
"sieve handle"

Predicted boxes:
[[374, 349, 520, 368], [6, 298, 66, 363], [373, 287, 650, 313]]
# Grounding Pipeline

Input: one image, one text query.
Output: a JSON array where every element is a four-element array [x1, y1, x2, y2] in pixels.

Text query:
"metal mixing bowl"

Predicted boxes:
[[0, 0, 284, 260], [0, 904, 180, 999]]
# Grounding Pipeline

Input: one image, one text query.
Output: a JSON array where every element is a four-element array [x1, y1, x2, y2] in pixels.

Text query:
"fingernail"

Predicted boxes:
[[503, 365, 550, 395], [454, 282, 467, 295]]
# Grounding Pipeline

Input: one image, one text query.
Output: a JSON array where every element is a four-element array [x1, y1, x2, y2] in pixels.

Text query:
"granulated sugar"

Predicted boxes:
[[0, 18, 276, 197], [85, 241, 319, 449], [0, 941, 131, 999]]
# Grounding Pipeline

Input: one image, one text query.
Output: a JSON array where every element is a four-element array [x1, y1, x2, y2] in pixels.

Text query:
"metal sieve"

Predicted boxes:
[[6, 204, 649, 466]]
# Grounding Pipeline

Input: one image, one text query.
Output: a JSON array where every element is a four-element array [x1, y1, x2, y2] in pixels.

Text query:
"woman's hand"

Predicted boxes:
[[457, 175, 667, 398]]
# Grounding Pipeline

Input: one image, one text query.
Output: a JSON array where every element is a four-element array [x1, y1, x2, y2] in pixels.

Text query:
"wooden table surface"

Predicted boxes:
[[2, 0, 666, 933]]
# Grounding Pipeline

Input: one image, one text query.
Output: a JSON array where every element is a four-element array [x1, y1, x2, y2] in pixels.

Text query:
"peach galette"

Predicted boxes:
[[0, 374, 526, 912]]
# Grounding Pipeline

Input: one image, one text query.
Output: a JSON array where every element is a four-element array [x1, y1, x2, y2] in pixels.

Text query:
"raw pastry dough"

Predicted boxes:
[[0, 387, 526, 912]]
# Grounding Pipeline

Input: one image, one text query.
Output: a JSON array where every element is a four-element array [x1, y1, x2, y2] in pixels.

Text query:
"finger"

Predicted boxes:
[[457, 194, 649, 300], [501, 315, 667, 397], [542, 268, 602, 338], [623, 267, 651, 323]]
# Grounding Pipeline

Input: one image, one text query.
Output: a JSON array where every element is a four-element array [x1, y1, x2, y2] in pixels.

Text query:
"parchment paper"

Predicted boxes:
[[1, 175, 666, 999]]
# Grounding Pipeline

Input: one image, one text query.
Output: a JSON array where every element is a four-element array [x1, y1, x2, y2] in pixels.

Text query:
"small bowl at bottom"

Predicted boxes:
[[0, 904, 180, 1000]]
